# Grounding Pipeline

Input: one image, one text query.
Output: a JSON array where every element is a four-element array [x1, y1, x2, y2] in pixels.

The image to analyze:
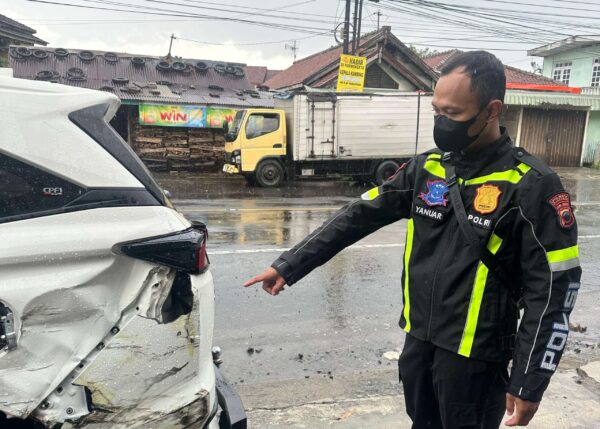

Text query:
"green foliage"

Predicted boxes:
[[409, 44, 440, 58]]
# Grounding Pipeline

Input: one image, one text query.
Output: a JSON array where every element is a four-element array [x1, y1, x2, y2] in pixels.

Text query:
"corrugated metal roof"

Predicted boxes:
[[8, 46, 273, 108], [505, 90, 600, 110]]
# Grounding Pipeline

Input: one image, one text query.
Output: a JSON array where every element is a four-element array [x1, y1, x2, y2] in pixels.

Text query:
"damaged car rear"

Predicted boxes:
[[0, 75, 246, 429]]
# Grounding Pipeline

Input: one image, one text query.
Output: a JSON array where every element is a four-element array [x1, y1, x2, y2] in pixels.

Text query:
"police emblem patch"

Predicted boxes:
[[473, 184, 502, 214], [548, 192, 575, 229], [419, 180, 449, 207]]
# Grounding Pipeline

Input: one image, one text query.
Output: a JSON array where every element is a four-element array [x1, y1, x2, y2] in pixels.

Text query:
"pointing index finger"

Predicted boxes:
[[243, 275, 263, 287]]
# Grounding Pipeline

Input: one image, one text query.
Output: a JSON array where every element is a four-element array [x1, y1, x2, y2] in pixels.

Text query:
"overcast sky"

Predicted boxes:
[[5, 0, 600, 71]]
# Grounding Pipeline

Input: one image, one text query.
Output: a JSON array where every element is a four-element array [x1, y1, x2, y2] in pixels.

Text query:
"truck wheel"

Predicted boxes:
[[375, 160, 400, 185], [255, 160, 284, 187]]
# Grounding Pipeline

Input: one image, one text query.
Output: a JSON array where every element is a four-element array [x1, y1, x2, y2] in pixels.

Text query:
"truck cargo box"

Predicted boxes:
[[274, 92, 435, 162]]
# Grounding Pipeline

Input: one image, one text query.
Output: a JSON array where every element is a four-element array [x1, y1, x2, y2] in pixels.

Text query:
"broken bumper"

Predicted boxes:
[[214, 366, 247, 429]]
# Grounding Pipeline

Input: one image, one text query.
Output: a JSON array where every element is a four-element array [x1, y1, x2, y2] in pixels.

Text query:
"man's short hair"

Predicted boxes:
[[440, 51, 506, 108]]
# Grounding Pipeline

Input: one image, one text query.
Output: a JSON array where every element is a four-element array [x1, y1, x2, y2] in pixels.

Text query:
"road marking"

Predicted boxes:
[[209, 235, 599, 255], [178, 207, 341, 213], [208, 243, 405, 256]]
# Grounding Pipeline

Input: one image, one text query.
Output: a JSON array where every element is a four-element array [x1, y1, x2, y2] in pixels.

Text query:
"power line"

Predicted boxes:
[[379, 1, 553, 44], [479, 0, 600, 13], [482, 0, 600, 8], [382, 0, 600, 34], [22, 0, 335, 35], [380, 0, 600, 44], [76, 0, 338, 27], [175, 32, 329, 47]]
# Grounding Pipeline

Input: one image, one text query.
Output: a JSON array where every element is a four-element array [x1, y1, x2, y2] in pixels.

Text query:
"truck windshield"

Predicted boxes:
[[225, 110, 245, 142]]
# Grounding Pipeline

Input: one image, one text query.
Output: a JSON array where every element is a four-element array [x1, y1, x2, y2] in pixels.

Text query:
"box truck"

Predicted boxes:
[[223, 92, 435, 187]]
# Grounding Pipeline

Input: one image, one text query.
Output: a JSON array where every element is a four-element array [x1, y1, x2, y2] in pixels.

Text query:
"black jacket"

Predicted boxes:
[[272, 129, 581, 402]]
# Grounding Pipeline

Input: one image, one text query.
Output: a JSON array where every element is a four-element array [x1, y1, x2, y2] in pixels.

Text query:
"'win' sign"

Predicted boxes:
[[139, 104, 236, 128]]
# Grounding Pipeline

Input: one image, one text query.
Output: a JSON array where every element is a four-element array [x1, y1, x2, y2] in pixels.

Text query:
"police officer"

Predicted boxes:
[[244, 51, 581, 429]]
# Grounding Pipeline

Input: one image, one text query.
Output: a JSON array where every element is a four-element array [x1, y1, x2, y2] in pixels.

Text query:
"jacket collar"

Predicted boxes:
[[449, 127, 513, 177]]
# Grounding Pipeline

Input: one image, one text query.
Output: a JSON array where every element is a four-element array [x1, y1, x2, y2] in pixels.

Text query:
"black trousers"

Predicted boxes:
[[398, 335, 509, 429]]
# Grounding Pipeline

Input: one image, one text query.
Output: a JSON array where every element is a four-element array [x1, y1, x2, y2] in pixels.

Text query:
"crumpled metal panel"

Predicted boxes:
[[67, 271, 216, 429], [0, 206, 215, 428]]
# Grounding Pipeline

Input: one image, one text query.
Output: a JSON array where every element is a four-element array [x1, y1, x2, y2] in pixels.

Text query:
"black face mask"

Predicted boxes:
[[433, 109, 488, 153]]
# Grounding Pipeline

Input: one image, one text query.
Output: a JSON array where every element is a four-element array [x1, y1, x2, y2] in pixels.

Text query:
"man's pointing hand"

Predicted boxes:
[[243, 267, 287, 296]]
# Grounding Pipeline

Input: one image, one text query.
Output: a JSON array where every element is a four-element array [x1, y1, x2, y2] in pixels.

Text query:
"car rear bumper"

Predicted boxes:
[[212, 366, 247, 429]]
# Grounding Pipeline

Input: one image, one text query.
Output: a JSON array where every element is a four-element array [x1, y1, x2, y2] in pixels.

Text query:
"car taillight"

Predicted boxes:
[[196, 222, 209, 272], [115, 221, 209, 274]]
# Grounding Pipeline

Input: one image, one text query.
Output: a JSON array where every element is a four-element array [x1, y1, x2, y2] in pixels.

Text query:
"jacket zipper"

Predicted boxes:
[[426, 219, 458, 340]]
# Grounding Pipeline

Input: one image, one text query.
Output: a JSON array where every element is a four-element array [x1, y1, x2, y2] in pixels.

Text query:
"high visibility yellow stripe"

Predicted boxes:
[[463, 163, 532, 185], [424, 157, 446, 179], [547, 245, 579, 263], [547, 245, 580, 271], [458, 233, 503, 357], [361, 187, 380, 201], [403, 218, 415, 333], [423, 156, 531, 186]]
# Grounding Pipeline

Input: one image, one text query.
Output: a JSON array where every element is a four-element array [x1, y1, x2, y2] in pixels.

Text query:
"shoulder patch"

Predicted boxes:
[[548, 192, 575, 229], [419, 179, 449, 207]]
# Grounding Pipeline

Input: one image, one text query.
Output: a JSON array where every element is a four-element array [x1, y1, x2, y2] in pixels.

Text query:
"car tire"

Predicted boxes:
[[255, 160, 284, 187], [375, 160, 400, 185]]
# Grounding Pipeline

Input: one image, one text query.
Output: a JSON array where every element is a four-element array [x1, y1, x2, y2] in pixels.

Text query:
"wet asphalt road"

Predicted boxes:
[[156, 169, 600, 409]]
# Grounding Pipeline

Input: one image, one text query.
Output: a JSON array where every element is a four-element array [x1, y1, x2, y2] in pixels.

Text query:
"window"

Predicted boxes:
[[552, 62, 572, 85], [245, 113, 280, 139], [225, 110, 245, 142], [592, 58, 600, 87], [0, 155, 83, 222]]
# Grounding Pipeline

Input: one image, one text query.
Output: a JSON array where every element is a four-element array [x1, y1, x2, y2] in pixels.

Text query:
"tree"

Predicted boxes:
[[409, 44, 440, 58]]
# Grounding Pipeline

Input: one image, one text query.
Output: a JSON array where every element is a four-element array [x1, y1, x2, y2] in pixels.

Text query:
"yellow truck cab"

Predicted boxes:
[[223, 108, 287, 186]]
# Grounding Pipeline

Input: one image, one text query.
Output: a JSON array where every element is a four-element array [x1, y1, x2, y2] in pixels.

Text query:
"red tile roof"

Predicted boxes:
[[422, 49, 561, 86], [422, 50, 461, 72], [504, 65, 560, 85], [264, 29, 388, 90], [245, 66, 281, 87]]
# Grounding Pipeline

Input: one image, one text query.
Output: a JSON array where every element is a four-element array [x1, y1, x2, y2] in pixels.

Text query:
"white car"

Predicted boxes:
[[0, 75, 246, 429]]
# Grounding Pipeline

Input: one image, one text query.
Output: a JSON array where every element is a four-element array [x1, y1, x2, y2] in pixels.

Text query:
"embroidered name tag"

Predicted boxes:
[[467, 213, 493, 230], [414, 204, 446, 221]]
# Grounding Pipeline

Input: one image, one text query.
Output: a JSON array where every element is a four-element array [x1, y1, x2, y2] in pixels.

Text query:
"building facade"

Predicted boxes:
[[0, 14, 47, 67], [9, 46, 272, 171], [265, 26, 438, 92], [529, 36, 600, 167]]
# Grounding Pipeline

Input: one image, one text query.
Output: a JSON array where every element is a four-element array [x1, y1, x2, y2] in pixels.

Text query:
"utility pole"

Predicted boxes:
[[343, 0, 351, 54], [167, 33, 175, 58], [356, 0, 364, 54], [376, 10, 382, 30], [351, 0, 359, 54], [285, 40, 298, 62]]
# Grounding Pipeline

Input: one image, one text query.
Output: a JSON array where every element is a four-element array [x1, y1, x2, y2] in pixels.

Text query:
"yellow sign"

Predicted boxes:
[[474, 184, 502, 215], [336, 54, 367, 92]]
